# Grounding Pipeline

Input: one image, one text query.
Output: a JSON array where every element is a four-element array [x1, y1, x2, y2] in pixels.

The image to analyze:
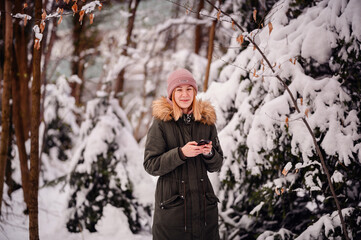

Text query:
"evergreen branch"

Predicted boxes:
[[39, 174, 67, 189], [204, 0, 350, 239]]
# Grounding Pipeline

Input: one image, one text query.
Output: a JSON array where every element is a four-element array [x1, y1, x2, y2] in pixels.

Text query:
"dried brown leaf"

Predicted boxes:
[[236, 35, 244, 45], [40, 21, 45, 33], [268, 22, 273, 35], [42, 10, 47, 20], [275, 188, 280, 195], [79, 10, 85, 22], [24, 16, 28, 26], [72, 3, 78, 14], [58, 15, 63, 25], [34, 39, 40, 50], [232, 21, 236, 31], [89, 13, 94, 24]]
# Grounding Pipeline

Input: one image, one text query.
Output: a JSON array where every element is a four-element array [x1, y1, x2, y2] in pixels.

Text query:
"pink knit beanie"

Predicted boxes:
[[167, 68, 198, 100]]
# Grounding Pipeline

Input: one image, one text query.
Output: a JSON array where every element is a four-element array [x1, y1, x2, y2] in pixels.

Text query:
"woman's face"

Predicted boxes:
[[174, 85, 194, 112]]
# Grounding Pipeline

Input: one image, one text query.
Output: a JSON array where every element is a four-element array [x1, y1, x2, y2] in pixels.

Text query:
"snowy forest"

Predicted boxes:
[[0, 0, 360, 239]]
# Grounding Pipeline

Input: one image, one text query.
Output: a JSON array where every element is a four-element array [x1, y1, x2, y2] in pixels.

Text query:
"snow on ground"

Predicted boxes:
[[0, 184, 152, 240]]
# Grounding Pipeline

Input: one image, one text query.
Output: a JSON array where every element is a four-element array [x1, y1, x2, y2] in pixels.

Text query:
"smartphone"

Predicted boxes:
[[197, 140, 210, 146]]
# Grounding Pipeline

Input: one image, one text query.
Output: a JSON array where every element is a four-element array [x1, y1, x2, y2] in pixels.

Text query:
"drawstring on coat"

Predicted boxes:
[[200, 178, 207, 227], [182, 180, 187, 232]]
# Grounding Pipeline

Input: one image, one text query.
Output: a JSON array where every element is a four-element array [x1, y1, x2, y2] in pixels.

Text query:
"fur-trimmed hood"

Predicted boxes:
[[152, 97, 216, 125]]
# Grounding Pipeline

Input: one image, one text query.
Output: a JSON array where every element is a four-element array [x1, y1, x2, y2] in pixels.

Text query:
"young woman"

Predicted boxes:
[[144, 68, 223, 240]]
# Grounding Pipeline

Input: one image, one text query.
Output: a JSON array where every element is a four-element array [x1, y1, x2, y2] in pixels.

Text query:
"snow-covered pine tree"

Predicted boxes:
[[66, 88, 151, 233], [202, 0, 361, 239], [41, 75, 81, 184]]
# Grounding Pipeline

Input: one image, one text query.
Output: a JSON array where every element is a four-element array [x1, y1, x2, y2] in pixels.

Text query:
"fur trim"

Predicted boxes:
[[152, 97, 174, 122], [152, 97, 216, 125], [198, 99, 217, 125]]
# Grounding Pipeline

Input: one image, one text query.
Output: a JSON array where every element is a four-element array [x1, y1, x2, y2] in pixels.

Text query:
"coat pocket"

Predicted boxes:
[[160, 194, 184, 209], [156, 194, 185, 229]]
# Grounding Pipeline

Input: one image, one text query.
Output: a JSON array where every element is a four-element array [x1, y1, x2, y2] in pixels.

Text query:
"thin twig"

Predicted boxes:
[[264, 112, 303, 124]]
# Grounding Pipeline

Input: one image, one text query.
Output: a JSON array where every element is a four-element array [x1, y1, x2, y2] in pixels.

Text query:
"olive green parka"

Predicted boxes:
[[144, 97, 223, 240]]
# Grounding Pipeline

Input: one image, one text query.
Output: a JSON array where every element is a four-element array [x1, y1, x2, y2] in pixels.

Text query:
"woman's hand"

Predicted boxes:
[[181, 141, 213, 158], [181, 141, 204, 157], [201, 141, 213, 155]]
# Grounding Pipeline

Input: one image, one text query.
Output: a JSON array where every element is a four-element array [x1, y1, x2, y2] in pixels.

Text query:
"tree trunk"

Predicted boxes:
[[194, 0, 204, 54], [115, 0, 141, 107], [13, 0, 31, 208], [134, 56, 164, 141], [123, 0, 140, 56], [0, 0, 14, 213], [41, 0, 58, 87], [5, 119, 17, 196], [71, 14, 85, 105], [29, 0, 42, 238], [14, 0, 31, 140], [204, 19, 216, 91], [171, 0, 181, 51], [74, 62, 85, 104], [12, 55, 31, 208]]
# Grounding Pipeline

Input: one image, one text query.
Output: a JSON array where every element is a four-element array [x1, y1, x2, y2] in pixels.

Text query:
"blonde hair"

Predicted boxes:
[[171, 88, 201, 121]]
